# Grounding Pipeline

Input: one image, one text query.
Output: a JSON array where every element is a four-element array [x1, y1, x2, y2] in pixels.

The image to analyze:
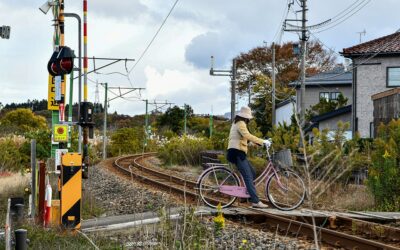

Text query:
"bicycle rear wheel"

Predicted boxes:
[[266, 170, 305, 211], [198, 167, 239, 209]]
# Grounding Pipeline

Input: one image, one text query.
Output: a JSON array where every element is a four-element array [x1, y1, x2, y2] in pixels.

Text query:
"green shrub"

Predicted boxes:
[[367, 120, 400, 211], [157, 135, 212, 166], [0, 138, 29, 172], [109, 127, 144, 156]]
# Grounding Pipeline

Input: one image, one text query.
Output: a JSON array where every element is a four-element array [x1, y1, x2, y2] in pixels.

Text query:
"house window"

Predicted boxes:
[[330, 92, 341, 100], [320, 92, 330, 100], [387, 67, 400, 87]]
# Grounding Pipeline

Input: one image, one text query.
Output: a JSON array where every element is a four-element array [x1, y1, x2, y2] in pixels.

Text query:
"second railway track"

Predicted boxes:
[[112, 153, 400, 250]]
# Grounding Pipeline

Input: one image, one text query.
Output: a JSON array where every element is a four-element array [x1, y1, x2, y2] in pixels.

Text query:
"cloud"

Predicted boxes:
[[1, 0, 400, 117]]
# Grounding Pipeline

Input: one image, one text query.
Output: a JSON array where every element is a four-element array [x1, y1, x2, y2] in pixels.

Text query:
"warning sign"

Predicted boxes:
[[53, 124, 69, 142], [48, 75, 59, 110]]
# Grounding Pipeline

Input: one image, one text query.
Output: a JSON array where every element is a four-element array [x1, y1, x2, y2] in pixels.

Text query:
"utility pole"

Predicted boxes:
[[231, 60, 237, 122], [272, 42, 276, 126], [284, 0, 309, 124], [300, 0, 307, 124], [102, 83, 108, 159], [209, 106, 213, 138], [183, 104, 187, 135], [210, 56, 238, 122], [145, 99, 149, 146]]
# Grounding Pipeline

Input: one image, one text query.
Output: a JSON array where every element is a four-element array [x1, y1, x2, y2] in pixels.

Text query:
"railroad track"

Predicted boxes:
[[113, 153, 400, 250]]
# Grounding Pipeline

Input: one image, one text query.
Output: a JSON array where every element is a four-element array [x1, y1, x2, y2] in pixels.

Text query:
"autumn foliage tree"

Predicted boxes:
[[234, 40, 338, 134]]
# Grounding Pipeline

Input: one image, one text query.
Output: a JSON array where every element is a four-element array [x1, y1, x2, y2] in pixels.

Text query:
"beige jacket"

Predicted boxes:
[[227, 121, 264, 154]]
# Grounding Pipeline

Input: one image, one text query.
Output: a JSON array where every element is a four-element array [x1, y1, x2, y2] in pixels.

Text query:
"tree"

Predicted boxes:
[[234, 40, 338, 135], [235, 40, 338, 96], [305, 93, 348, 121], [249, 75, 294, 135], [157, 105, 194, 134], [109, 127, 143, 156], [0, 108, 48, 134]]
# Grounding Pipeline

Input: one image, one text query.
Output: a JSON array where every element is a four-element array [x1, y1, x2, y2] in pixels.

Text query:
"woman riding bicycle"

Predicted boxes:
[[226, 106, 271, 208]]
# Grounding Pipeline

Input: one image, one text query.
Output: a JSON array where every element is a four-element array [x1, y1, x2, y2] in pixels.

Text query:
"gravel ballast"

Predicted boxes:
[[84, 162, 172, 216]]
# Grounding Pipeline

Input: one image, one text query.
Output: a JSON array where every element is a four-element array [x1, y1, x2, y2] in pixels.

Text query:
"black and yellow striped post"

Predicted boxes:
[[61, 153, 82, 229]]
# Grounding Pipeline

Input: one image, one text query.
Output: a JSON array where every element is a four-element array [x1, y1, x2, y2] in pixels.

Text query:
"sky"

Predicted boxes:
[[0, 0, 399, 116]]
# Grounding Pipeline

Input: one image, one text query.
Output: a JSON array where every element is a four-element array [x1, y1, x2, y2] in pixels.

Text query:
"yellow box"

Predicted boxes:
[[51, 199, 60, 226], [62, 153, 82, 166]]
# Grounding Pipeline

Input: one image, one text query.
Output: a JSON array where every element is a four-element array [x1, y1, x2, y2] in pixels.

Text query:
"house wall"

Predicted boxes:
[[354, 57, 400, 137], [276, 102, 294, 126], [296, 85, 352, 112], [319, 112, 352, 131]]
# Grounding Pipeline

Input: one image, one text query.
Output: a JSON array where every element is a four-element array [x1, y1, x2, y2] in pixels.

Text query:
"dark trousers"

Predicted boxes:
[[235, 156, 259, 203]]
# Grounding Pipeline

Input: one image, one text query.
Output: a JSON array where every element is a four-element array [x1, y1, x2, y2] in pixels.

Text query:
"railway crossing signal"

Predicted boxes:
[[47, 46, 75, 76]]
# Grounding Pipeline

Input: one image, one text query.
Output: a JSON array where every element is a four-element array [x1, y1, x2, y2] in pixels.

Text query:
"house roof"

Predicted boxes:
[[276, 96, 296, 108], [289, 67, 352, 87], [310, 105, 352, 123], [342, 31, 400, 57]]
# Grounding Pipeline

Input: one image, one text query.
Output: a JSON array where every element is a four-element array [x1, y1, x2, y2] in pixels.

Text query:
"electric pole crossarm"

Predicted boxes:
[[108, 87, 145, 102], [211, 73, 233, 77], [73, 59, 122, 79], [212, 69, 232, 73], [75, 56, 135, 61]]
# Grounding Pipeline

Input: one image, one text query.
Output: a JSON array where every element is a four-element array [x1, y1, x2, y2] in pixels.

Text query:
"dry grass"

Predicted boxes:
[[310, 181, 375, 211], [0, 172, 29, 226], [0, 172, 29, 195]]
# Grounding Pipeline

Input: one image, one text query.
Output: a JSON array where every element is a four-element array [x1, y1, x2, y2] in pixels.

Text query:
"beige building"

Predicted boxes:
[[342, 31, 400, 138]]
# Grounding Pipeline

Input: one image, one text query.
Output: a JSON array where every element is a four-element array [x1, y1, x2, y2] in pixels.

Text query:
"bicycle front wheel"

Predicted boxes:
[[198, 167, 239, 209], [266, 170, 305, 211]]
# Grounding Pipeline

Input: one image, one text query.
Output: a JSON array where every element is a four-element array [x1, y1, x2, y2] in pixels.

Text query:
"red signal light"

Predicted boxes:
[[60, 58, 73, 72], [47, 46, 75, 76]]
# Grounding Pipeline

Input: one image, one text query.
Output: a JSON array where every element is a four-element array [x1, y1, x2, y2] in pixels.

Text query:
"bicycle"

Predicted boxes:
[[197, 142, 306, 211]]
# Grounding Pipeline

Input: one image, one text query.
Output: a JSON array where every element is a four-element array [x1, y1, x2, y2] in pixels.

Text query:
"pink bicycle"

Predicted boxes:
[[197, 143, 306, 211]]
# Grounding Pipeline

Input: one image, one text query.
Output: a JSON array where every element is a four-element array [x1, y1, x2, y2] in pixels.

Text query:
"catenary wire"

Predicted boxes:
[[128, 0, 180, 74]]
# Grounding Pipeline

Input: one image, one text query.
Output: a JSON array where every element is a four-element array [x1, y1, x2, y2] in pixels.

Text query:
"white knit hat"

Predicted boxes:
[[237, 106, 253, 119]]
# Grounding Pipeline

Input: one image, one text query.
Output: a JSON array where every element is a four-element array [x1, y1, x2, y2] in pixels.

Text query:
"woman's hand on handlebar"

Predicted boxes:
[[263, 139, 272, 148]]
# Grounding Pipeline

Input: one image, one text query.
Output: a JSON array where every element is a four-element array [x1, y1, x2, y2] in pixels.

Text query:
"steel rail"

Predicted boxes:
[[112, 154, 400, 250]]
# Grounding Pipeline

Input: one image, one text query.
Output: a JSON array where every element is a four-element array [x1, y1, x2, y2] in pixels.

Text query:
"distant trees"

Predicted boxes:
[[157, 105, 193, 134], [3, 99, 48, 112]]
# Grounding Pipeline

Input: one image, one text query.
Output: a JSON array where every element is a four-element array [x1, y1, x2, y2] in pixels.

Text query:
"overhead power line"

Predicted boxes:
[[313, 0, 371, 34], [128, 0, 180, 74]]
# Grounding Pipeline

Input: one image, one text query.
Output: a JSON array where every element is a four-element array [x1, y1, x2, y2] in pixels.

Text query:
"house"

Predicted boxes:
[[289, 67, 353, 132], [275, 97, 295, 126], [342, 31, 400, 138], [290, 66, 353, 112], [310, 105, 352, 140]]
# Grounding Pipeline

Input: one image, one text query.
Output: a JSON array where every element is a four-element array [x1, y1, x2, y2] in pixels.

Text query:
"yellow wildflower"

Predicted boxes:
[[383, 150, 391, 159]]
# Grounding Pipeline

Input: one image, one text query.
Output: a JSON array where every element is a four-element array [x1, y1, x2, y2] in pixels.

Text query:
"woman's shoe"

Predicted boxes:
[[251, 201, 269, 208]]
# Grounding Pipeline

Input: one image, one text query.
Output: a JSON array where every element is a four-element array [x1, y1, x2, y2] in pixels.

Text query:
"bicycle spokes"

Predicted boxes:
[[199, 167, 239, 208]]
